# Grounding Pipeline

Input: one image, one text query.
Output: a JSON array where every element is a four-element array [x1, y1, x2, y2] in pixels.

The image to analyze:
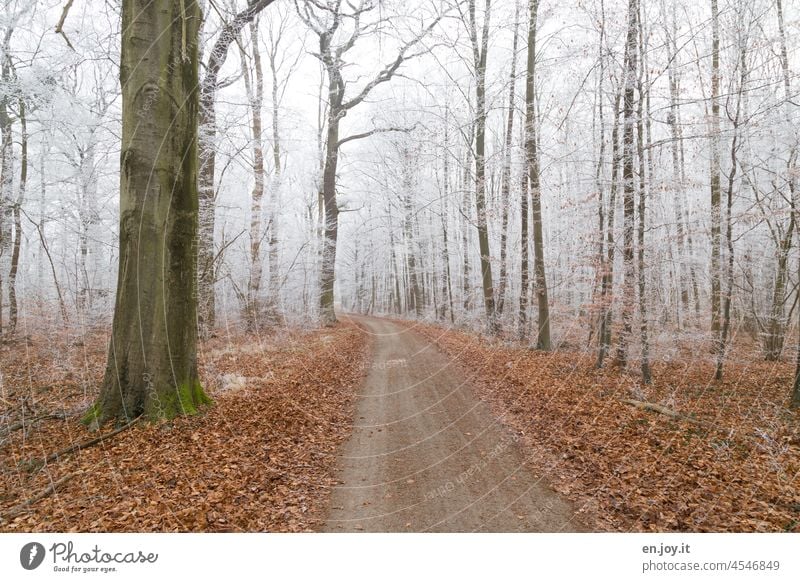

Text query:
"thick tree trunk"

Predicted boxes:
[[89, 0, 210, 427], [441, 109, 455, 323], [403, 152, 422, 316], [461, 142, 472, 313]]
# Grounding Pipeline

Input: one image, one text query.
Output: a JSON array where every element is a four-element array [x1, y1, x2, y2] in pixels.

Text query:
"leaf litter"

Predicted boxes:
[[0, 322, 368, 532]]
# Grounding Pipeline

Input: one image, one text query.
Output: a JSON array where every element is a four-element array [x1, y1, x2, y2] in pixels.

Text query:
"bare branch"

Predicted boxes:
[[342, 12, 445, 111], [54, 0, 76, 51], [338, 123, 418, 148]]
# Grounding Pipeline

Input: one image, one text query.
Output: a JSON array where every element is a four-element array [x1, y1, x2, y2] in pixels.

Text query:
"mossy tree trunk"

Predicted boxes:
[[89, 0, 210, 427]]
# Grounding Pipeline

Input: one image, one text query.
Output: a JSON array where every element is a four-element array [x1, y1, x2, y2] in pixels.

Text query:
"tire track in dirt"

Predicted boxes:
[[323, 315, 586, 532]]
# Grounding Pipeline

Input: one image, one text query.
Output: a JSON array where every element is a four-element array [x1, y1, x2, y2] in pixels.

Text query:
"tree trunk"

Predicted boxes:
[[241, 20, 266, 330], [319, 94, 341, 326], [526, 0, 550, 350], [196, 0, 278, 338], [266, 31, 283, 324], [710, 0, 722, 336], [7, 97, 25, 334], [667, 7, 689, 324], [519, 129, 530, 339], [403, 149, 422, 316], [616, 0, 638, 366], [497, 1, 520, 318], [636, 2, 651, 383], [0, 36, 12, 334], [597, 89, 622, 368], [714, 26, 745, 381], [89, 0, 210, 427], [441, 107, 455, 323], [469, 0, 497, 332]]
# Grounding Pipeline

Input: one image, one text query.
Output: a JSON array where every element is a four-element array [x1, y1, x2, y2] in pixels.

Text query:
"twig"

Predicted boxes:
[[55, 0, 76, 51], [24, 417, 141, 471], [0, 412, 72, 438], [0, 472, 78, 522], [620, 399, 706, 426]]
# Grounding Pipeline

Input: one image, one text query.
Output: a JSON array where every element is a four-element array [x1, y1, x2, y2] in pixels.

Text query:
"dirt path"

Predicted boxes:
[[323, 316, 585, 532]]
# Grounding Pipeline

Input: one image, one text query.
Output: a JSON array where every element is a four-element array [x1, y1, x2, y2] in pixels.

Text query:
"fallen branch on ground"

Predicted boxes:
[[1, 411, 73, 438], [0, 472, 78, 522], [22, 417, 141, 472], [620, 399, 707, 426]]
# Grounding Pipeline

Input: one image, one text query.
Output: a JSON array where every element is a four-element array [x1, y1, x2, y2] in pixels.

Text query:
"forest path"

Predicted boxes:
[[322, 315, 584, 532]]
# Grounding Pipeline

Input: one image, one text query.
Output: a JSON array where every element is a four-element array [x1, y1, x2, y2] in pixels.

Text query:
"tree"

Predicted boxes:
[[524, 0, 550, 350], [496, 0, 520, 319], [0, 16, 14, 334], [86, 0, 210, 426], [197, 0, 278, 338], [239, 19, 267, 330], [296, 0, 441, 326], [710, 0, 722, 335], [616, 0, 639, 366], [464, 0, 497, 332]]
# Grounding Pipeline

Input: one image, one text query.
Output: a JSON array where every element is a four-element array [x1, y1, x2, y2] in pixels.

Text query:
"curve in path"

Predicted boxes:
[[323, 315, 586, 532]]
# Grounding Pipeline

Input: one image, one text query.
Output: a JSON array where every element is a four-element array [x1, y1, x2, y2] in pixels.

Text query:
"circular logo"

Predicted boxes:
[[20, 542, 46, 570]]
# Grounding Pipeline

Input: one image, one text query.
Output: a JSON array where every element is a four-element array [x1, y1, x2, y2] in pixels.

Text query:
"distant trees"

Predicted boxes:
[[296, 0, 441, 326], [1, 0, 800, 409], [198, 0, 278, 338]]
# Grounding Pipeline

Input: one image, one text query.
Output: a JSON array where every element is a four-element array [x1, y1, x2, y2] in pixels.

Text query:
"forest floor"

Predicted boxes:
[[1, 314, 798, 532], [324, 315, 584, 532], [412, 321, 800, 532], [0, 321, 369, 532]]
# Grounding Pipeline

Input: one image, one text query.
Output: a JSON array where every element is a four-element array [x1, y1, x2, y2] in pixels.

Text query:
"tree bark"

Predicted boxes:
[[7, 97, 25, 334], [597, 86, 622, 367], [525, 0, 550, 350], [0, 28, 13, 334], [714, 25, 745, 381], [90, 0, 210, 426], [710, 0, 722, 336], [497, 1, 520, 319], [636, 1, 651, 383], [469, 0, 497, 333], [616, 0, 638, 366], [197, 0, 278, 338], [241, 20, 266, 330]]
